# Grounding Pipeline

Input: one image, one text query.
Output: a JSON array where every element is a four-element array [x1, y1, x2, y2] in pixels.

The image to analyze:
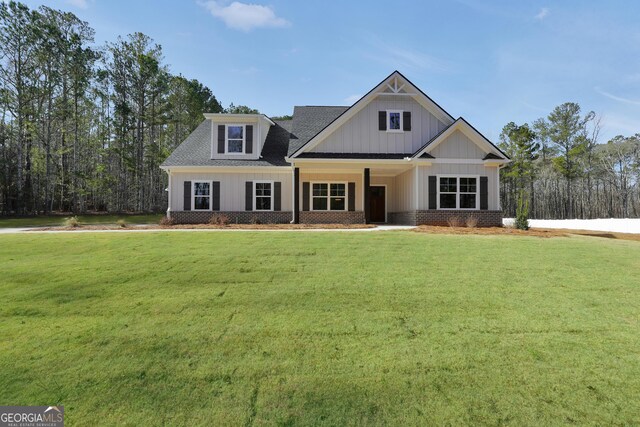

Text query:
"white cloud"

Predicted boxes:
[[66, 0, 89, 9], [535, 7, 549, 20], [199, 1, 290, 31], [595, 87, 640, 106], [344, 94, 362, 105]]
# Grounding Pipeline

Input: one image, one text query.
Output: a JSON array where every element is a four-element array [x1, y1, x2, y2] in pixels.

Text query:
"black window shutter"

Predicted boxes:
[[428, 176, 437, 209], [480, 176, 488, 210], [217, 125, 225, 154], [274, 182, 281, 211], [302, 182, 310, 211], [378, 111, 386, 131], [403, 111, 411, 131], [212, 181, 220, 211], [245, 181, 253, 211], [245, 125, 253, 154], [183, 181, 191, 211], [348, 182, 356, 211]]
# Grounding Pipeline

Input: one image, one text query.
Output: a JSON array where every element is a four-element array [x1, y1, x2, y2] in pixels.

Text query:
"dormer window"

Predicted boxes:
[[226, 125, 245, 154]]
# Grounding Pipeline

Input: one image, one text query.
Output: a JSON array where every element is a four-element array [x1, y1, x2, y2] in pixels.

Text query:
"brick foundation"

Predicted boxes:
[[299, 211, 365, 224], [170, 209, 502, 227], [170, 211, 292, 224], [415, 210, 503, 227], [389, 210, 503, 226], [389, 211, 416, 225]]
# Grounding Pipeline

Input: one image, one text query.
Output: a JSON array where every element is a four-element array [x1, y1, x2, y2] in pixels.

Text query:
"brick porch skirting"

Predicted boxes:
[[389, 211, 416, 225], [170, 211, 292, 224], [415, 210, 503, 227], [299, 211, 365, 224]]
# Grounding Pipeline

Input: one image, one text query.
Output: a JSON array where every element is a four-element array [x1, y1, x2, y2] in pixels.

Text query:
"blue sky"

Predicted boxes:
[[20, 0, 640, 142]]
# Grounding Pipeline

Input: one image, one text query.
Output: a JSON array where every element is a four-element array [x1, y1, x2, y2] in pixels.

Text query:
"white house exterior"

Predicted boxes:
[[160, 71, 509, 225]]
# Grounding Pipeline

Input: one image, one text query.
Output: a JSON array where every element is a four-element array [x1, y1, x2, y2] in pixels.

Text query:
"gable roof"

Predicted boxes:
[[412, 117, 510, 160], [161, 119, 291, 168], [287, 106, 349, 156], [289, 70, 456, 158]]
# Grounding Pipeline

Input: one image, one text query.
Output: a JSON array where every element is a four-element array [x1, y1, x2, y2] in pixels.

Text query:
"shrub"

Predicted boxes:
[[64, 216, 80, 228], [159, 216, 175, 226], [465, 215, 479, 228], [116, 219, 127, 228], [209, 214, 230, 226], [446, 216, 462, 227]]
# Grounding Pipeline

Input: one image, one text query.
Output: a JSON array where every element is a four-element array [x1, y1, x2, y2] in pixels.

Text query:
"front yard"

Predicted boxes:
[[1, 231, 639, 425]]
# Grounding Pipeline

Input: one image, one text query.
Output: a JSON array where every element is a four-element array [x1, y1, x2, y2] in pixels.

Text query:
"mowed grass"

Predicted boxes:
[[1, 231, 639, 426], [0, 213, 163, 228]]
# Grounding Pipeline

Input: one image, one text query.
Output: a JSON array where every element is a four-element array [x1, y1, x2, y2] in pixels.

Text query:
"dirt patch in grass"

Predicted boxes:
[[414, 225, 640, 241], [558, 229, 640, 242], [30, 223, 376, 231], [414, 225, 568, 238]]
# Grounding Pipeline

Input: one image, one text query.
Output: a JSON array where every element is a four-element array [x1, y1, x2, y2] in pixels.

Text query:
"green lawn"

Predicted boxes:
[[1, 231, 639, 426], [0, 213, 163, 228]]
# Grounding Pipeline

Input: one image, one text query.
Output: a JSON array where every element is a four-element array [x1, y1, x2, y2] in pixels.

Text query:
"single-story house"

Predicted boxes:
[[160, 71, 510, 225]]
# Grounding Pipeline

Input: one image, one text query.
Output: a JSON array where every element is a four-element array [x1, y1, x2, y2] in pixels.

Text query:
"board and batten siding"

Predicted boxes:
[[299, 173, 363, 211], [393, 168, 416, 212], [170, 171, 292, 211], [428, 130, 487, 159], [310, 96, 447, 154], [417, 164, 500, 210]]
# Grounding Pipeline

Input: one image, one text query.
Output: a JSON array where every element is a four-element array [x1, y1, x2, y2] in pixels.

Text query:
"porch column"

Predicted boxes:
[[293, 167, 300, 224], [364, 168, 370, 224]]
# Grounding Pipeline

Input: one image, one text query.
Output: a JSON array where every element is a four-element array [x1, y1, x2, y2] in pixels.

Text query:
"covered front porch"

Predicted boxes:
[[291, 160, 416, 224]]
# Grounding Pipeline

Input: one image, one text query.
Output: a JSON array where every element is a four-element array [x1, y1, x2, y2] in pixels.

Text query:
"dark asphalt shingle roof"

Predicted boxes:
[[287, 106, 349, 156], [161, 119, 292, 167]]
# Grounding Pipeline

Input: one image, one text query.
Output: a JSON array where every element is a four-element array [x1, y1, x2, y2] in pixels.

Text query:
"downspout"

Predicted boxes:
[[166, 169, 172, 218], [290, 163, 295, 223]]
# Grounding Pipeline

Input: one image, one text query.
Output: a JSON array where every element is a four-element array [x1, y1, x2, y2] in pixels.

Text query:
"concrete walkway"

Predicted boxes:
[[0, 225, 417, 234]]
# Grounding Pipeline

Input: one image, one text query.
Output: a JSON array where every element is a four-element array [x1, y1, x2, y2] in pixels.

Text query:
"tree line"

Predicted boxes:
[[499, 103, 639, 219], [0, 1, 259, 215]]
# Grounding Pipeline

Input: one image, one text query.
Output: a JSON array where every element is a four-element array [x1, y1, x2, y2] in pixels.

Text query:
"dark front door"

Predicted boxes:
[[369, 186, 386, 223]]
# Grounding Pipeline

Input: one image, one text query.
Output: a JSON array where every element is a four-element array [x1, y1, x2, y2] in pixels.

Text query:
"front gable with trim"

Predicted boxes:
[[291, 71, 455, 158]]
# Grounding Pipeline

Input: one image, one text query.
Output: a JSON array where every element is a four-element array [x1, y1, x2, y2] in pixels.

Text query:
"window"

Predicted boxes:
[[438, 176, 478, 210], [387, 110, 402, 132], [459, 178, 477, 209], [226, 125, 244, 153], [254, 181, 273, 211], [439, 177, 457, 209], [193, 181, 211, 210], [312, 183, 347, 211]]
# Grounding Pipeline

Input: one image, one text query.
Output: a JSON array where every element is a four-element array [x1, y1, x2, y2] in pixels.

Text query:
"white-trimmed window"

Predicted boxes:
[[312, 183, 347, 211], [193, 181, 211, 210], [387, 110, 403, 132], [254, 181, 273, 211], [226, 125, 245, 154], [437, 176, 478, 210]]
